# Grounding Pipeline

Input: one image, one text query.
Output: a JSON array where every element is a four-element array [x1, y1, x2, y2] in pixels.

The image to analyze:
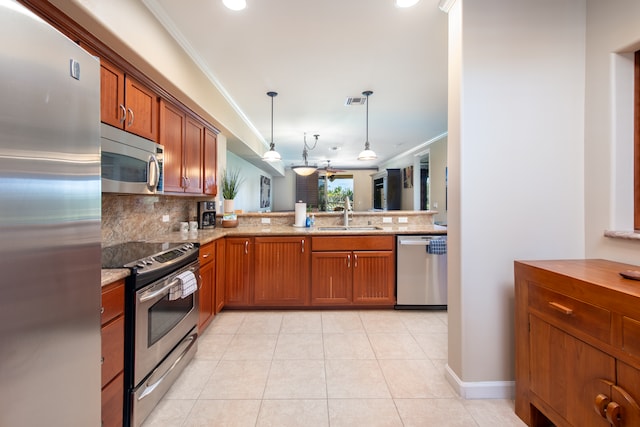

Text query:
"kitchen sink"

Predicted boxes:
[[317, 226, 383, 231]]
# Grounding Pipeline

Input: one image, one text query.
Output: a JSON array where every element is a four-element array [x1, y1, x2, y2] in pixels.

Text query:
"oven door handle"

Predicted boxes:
[[138, 278, 181, 303], [137, 332, 197, 401]]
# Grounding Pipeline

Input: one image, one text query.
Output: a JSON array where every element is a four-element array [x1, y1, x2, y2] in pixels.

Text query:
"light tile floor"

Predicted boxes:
[[142, 310, 527, 427]]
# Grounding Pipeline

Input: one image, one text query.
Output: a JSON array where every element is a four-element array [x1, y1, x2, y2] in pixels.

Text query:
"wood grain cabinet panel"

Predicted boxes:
[[253, 237, 309, 306], [101, 279, 125, 427], [100, 60, 158, 142], [198, 241, 215, 331], [310, 236, 395, 306], [515, 260, 640, 427], [224, 237, 252, 306], [311, 252, 352, 305]]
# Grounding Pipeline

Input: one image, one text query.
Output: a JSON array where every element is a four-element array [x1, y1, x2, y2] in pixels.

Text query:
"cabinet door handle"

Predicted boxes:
[[244, 240, 249, 255], [548, 301, 573, 316], [606, 401, 621, 427], [301, 240, 305, 253], [119, 104, 126, 124], [347, 254, 351, 268], [353, 253, 358, 268], [202, 253, 210, 259], [127, 108, 134, 127], [594, 393, 610, 418]]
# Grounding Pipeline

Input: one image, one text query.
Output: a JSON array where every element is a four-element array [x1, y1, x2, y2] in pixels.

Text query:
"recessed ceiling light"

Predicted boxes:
[[223, 0, 246, 11], [395, 0, 420, 7]]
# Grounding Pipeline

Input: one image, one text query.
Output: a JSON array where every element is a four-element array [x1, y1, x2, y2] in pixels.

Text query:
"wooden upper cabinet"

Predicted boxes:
[[204, 127, 218, 196], [159, 99, 185, 193], [184, 116, 204, 194], [124, 76, 158, 141], [159, 99, 212, 194], [100, 60, 125, 129], [99, 60, 158, 142]]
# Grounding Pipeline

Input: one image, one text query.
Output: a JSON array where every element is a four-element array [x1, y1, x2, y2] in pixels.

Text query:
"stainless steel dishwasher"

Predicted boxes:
[[396, 235, 447, 308]]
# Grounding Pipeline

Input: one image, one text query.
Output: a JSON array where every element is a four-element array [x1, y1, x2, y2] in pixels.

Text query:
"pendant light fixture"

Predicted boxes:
[[395, 0, 420, 7], [292, 133, 319, 176], [262, 91, 282, 162], [357, 90, 377, 161]]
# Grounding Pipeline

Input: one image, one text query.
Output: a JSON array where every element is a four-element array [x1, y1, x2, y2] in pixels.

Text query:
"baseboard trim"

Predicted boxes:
[[445, 364, 515, 399]]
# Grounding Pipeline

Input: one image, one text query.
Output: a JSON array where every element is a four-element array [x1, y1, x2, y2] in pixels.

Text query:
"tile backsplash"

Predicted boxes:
[[102, 194, 204, 245]]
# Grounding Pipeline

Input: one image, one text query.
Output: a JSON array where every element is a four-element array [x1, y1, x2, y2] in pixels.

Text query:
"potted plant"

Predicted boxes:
[[221, 168, 244, 213]]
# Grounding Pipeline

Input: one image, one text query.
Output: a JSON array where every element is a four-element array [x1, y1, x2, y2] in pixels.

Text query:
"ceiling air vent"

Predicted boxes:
[[345, 96, 367, 106]]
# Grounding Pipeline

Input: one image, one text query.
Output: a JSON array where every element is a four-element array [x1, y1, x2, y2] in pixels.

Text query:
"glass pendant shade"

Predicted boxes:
[[292, 165, 317, 176], [357, 146, 377, 161]]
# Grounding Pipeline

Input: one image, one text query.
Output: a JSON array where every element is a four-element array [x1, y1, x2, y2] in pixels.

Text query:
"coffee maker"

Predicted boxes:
[[197, 201, 216, 229]]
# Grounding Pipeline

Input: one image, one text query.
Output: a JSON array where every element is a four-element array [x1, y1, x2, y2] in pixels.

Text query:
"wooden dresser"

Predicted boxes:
[[515, 259, 640, 427]]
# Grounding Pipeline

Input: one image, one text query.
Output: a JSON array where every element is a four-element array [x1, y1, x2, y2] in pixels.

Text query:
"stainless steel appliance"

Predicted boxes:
[[396, 235, 447, 308], [0, 2, 102, 425], [198, 201, 217, 229], [102, 242, 200, 427], [101, 123, 164, 194]]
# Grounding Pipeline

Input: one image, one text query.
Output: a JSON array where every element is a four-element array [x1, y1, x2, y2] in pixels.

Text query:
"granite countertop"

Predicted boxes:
[[101, 221, 447, 286], [154, 223, 447, 246]]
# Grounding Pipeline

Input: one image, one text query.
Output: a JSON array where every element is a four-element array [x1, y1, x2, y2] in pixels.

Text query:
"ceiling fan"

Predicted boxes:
[[317, 160, 345, 181]]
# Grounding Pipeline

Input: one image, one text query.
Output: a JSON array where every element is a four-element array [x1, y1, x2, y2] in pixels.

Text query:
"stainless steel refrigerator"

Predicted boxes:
[[0, 1, 102, 425]]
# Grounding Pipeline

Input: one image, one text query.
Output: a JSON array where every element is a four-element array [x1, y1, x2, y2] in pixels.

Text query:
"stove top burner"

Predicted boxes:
[[102, 241, 198, 270]]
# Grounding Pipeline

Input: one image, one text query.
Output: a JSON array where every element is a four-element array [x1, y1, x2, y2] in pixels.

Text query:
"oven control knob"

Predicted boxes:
[[145, 259, 153, 265], [136, 262, 146, 268]]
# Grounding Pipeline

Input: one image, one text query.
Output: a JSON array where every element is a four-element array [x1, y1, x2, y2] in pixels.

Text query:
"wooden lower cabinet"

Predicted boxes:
[[515, 260, 640, 427], [224, 237, 252, 306], [253, 236, 309, 306], [101, 279, 125, 427], [214, 238, 226, 313], [198, 241, 215, 331], [311, 252, 352, 305], [311, 236, 395, 306]]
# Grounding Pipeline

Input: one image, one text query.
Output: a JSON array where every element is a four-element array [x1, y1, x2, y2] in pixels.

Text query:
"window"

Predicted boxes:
[[295, 172, 354, 211]]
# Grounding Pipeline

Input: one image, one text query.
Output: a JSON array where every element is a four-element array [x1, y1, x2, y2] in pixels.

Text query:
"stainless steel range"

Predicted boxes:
[[102, 241, 200, 427]]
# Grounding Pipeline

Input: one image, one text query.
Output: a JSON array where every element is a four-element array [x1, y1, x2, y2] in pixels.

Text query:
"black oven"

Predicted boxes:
[[102, 241, 200, 427]]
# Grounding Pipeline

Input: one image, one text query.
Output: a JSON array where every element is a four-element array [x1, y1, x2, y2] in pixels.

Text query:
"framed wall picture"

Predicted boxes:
[[260, 175, 271, 209], [403, 166, 413, 188]]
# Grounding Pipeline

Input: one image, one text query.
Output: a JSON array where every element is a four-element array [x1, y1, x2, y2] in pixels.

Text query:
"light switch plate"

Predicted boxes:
[[398, 217, 408, 223], [261, 218, 271, 224], [382, 217, 392, 223], [162, 215, 170, 222]]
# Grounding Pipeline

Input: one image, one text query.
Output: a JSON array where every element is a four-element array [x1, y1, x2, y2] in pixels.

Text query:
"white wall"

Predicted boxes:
[[225, 152, 272, 213], [446, 0, 586, 395], [584, 0, 640, 264]]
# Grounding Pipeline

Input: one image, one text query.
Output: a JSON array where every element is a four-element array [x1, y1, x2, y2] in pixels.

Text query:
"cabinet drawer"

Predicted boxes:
[[101, 315, 124, 387], [101, 371, 124, 427], [199, 241, 215, 265], [528, 282, 611, 343], [623, 316, 640, 359], [101, 281, 124, 326], [312, 235, 394, 251]]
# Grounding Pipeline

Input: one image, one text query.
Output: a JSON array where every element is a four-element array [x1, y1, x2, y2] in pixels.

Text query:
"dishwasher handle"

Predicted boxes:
[[398, 239, 431, 246]]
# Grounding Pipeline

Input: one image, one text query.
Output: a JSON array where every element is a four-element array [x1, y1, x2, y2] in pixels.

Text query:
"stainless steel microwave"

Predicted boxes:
[[101, 123, 164, 194]]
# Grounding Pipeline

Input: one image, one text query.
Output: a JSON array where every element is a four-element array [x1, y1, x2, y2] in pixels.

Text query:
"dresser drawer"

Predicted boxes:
[[622, 316, 640, 359], [101, 315, 124, 387], [528, 282, 611, 344], [101, 280, 124, 326]]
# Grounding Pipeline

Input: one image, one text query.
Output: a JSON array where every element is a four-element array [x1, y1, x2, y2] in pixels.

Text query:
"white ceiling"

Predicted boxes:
[[143, 0, 448, 171]]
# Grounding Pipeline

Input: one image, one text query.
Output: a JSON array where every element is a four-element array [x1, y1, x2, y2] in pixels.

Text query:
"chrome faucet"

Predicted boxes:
[[344, 197, 352, 227]]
